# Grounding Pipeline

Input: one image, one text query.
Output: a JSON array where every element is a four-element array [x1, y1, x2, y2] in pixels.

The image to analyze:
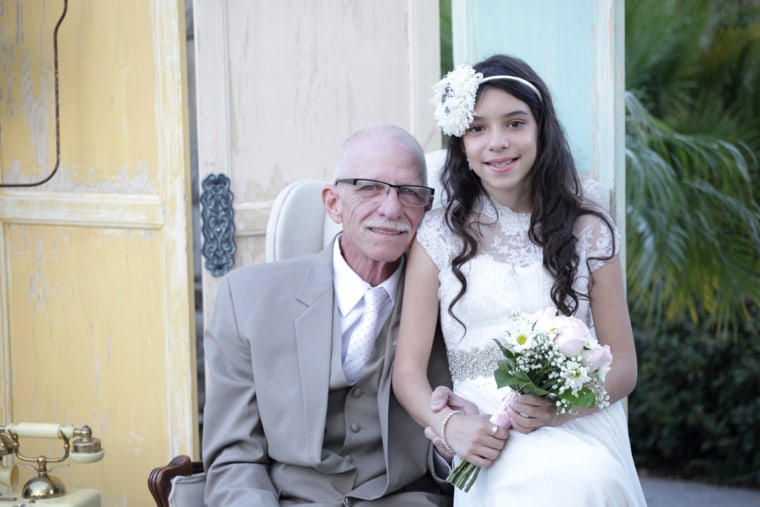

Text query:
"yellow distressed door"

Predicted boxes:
[[0, 1, 196, 505]]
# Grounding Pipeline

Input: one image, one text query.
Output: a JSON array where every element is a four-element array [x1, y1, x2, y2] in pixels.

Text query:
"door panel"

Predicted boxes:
[[192, 0, 441, 324], [0, 1, 195, 504]]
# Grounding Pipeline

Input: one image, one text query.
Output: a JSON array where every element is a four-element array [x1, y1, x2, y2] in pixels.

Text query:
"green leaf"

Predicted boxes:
[[493, 368, 527, 389], [519, 383, 552, 398], [562, 388, 597, 409]]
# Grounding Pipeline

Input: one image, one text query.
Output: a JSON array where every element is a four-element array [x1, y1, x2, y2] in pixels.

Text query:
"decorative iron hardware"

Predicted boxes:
[[200, 173, 236, 276]]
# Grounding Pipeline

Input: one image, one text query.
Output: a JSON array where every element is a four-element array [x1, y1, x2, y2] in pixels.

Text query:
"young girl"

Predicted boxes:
[[392, 54, 647, 506]]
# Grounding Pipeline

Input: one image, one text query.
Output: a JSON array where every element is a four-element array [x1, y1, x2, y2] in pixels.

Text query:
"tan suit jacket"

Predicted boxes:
[[202, 239, 452, 506]]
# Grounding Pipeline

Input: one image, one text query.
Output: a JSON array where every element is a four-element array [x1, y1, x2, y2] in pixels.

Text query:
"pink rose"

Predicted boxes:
[[553, 315, 591, 357], [582, 343, 613, 373], [489, 392, 516, 429], [489, 409, 512, 429]]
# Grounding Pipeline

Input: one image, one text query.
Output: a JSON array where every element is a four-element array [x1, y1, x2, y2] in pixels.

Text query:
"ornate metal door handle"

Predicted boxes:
[[200, 174, 236, 276]]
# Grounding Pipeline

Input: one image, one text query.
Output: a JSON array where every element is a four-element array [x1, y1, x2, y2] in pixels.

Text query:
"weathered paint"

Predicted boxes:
[[192, 0, 441, 324], [0, 1, 194, 504]]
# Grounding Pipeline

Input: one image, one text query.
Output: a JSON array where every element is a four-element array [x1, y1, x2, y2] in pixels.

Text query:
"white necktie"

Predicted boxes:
[[344, 286, 389, 384]]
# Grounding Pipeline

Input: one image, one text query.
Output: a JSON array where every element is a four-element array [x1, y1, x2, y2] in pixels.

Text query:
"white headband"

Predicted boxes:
[[431, 65, 543, 137], [480, 75, 542, 103]]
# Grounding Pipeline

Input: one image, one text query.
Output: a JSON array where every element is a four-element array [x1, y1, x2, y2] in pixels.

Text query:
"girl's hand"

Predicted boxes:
[[509, 394, 556, 433], [425, 386, 481, 462], [445, 412, 507, 467]]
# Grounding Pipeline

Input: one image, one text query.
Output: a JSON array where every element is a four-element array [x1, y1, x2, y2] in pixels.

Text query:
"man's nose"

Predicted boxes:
[[376, 187, 405, 215]]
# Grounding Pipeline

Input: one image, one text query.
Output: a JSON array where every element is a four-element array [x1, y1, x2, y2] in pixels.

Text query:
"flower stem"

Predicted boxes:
[[447, 460, 481, 492]]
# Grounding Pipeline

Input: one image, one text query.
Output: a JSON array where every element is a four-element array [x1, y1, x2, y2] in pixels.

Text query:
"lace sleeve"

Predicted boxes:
[[416, 208, 457, 270], [576, 212, 621, 273]]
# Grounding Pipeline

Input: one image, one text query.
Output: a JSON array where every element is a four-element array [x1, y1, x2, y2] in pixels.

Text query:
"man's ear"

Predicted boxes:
[[323, 185, 343, 224]]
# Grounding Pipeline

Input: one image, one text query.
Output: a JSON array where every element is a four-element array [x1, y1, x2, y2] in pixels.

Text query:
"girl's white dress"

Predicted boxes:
[[417, 199, 648, 507]]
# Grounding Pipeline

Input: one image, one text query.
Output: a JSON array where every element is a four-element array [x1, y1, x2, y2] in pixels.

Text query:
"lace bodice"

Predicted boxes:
[[417, 197, 618, 382]]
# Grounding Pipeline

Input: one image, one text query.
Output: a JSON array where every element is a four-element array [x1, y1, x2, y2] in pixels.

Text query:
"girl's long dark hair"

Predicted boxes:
[[440, 54, 616, 329]]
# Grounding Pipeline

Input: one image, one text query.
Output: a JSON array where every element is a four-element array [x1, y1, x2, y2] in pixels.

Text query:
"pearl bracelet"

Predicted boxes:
[[440, 409, 464, 455]]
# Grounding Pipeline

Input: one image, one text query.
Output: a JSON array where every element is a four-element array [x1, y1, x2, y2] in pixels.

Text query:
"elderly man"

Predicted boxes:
[[202, 124, 454, 506]]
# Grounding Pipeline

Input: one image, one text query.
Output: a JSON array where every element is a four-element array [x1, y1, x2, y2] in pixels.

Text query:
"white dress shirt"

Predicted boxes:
[[332, 234, 402, 361]]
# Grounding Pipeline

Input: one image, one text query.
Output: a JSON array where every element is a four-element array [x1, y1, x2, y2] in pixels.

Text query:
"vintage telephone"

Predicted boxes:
[[0, 423, 104, 507]]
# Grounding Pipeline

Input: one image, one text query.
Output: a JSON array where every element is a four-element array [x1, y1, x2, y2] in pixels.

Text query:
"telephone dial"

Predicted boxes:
[[0, 423, 104, 507]]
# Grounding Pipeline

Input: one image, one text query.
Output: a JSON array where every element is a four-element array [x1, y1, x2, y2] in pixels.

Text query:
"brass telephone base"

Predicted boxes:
[[22, 473, 66, 499]]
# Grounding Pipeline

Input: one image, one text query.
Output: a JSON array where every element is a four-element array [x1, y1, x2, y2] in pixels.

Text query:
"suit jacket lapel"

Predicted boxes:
[[293, 242, 337, 464]]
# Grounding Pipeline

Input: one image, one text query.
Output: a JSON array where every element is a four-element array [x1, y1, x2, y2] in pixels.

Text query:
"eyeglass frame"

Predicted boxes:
[[334, 178, 435, 208]]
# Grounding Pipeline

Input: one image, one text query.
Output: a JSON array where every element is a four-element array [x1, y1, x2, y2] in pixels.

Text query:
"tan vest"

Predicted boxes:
[[268, 314, 389, 504], [324, 319, 387, 493]]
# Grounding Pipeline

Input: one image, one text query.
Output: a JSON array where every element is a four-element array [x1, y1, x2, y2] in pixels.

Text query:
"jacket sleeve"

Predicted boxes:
[[202, 274, 280, 507]]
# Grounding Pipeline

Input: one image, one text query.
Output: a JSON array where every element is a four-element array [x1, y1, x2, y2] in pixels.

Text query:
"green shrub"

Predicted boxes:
[[629, 303, 760, 488]]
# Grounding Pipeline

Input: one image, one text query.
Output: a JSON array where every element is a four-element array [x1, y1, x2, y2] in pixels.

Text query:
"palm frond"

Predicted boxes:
[[624, 90, 760, 332]]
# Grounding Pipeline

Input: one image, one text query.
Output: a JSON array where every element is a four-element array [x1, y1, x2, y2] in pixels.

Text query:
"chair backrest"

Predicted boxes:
[[264, 179, 341, 263]]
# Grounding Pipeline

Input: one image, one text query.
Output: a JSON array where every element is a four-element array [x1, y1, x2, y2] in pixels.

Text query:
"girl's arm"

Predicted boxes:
[[588, 254, 638, 403], [392, 239, 446, 429], [393, 240, 506, 467]]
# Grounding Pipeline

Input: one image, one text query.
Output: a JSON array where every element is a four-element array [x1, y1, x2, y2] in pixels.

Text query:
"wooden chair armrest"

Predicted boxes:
[[147, 455, 204, 507]]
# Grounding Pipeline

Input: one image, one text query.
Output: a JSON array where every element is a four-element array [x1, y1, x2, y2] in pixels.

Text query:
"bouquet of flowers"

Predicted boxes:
[[447, 307, 613, 492]]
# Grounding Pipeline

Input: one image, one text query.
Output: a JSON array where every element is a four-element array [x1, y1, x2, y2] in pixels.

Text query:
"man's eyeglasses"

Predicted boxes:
[[335, 178, 434, 208]]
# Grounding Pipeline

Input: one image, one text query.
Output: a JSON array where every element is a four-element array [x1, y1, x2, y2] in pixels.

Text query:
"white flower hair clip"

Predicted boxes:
[[431, 65, 481, 138], [431, 65, 542, 137]]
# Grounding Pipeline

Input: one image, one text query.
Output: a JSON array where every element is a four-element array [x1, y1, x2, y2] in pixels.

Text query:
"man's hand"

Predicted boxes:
[[430, 385, 478, 415], [425, 386, 479, 461]]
